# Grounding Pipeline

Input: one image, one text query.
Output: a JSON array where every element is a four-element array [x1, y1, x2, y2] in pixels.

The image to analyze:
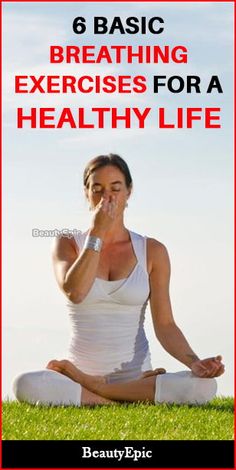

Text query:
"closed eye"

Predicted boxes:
[[92, 188, 102, 193]]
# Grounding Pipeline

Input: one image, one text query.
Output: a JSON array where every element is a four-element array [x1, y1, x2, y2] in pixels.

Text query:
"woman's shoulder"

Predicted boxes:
[[147, 236, 167, 251], [130, 230, 169, 271], [146, 236, 170, 268], [131, 230, 168, 257]]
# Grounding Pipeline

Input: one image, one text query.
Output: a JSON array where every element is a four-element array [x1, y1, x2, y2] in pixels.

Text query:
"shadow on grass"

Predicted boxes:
[[4, 398, 234, 413], [200, 402, 234, 413], [161, 401, 234, 413], [119, 399, 234, 413]]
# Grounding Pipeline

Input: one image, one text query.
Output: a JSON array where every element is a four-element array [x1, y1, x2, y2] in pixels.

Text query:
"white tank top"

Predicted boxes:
[[67, 230, 152, 383]]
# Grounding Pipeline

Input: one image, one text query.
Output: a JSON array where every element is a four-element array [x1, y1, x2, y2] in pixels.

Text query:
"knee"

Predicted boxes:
[[13, 372, 36, 404], [194, 377, 217, 404], [155, 371, 217, 405], [13, 373, 29, 402]]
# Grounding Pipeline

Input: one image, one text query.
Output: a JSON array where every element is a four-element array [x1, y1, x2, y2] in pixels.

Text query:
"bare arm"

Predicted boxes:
[[52, 233, 102, 304], [52, 196, 118, 304], [148, 239, 225, 377], [148, 239, 201, 368]]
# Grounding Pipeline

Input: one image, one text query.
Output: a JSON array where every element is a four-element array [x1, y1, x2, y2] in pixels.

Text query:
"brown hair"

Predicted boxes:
[[83, 154, 133, 189]]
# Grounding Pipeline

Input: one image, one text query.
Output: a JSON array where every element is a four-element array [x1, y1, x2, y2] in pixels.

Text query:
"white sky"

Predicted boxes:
[[2, 2, 234, 398]]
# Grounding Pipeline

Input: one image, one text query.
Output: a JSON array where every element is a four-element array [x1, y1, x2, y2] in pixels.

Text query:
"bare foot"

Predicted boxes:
[[141, 368, 166, 379], [46, 359, 106, 388]]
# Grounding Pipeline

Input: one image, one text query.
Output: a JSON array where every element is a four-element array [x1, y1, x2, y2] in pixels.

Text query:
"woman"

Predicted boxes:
[[13, 154, 224, 406]]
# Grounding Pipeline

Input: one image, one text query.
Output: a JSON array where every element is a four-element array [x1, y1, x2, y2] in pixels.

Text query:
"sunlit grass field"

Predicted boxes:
[[2, 397, 234, 440]]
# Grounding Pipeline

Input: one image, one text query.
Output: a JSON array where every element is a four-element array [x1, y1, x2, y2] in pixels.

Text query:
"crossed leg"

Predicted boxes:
[[46, 360, 165, 405], [13, 359, 217, 406]]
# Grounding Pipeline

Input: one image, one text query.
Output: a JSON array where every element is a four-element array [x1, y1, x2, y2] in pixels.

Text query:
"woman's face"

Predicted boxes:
[[85, 165, 132, 213]]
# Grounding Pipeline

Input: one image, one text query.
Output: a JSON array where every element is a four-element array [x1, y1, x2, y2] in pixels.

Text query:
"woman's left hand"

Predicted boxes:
[[191, 355, 225, 378]]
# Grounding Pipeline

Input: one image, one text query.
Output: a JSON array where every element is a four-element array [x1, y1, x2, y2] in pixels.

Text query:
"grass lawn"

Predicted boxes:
[[2, 396, 234, 440]]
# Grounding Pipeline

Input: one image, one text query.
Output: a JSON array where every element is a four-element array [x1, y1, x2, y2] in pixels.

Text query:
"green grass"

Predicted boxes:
[[2, 397, 234, 440]]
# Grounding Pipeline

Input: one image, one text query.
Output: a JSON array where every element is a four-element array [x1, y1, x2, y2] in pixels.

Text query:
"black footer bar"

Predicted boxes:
[[2, 440, 234, 469]]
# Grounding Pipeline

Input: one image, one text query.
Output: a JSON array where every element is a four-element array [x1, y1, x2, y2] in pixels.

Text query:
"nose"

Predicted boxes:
[[102, 188, 112, 198]]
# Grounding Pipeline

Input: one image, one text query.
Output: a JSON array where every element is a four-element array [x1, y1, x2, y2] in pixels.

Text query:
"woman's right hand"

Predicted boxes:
[[91, 195, 118, 235]]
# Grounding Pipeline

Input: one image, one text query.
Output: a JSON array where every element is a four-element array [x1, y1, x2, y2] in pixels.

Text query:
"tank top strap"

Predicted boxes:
[[129, 231, 148, 273]]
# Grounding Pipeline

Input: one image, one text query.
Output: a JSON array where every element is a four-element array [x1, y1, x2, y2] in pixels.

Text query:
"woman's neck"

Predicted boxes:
[[101, 222, 129, 244]]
